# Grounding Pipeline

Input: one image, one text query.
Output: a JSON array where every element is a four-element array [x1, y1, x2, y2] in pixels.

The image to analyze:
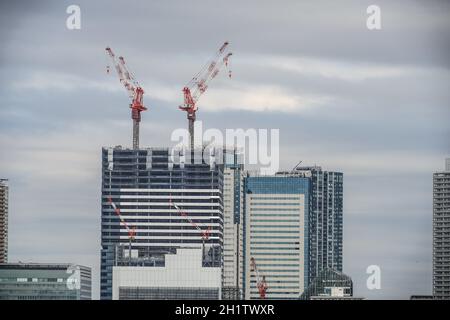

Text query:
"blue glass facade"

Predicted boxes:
[[275, 167, 344, 286], [307, 169, 343, 283]]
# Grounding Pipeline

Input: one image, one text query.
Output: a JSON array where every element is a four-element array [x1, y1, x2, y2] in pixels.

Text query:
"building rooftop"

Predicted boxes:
[[0, 262, 90, 270]]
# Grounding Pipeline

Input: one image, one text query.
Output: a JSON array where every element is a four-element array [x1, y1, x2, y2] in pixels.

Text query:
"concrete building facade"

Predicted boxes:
[[433, 158, 450, 299], [112, 248, 221, 300]]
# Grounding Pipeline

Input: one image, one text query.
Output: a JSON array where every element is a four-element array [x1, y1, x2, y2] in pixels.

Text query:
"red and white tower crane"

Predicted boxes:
[[107, 196, 136, 264], [179, 42, 232, 150], [250, 257, 268, 299], [105, 47, 147, 150]]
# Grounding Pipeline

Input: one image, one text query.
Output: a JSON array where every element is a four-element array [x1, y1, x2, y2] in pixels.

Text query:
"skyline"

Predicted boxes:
[[0, 0, 450, 299]]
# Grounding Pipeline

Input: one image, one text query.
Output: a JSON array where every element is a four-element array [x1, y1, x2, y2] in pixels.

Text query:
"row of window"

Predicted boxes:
[[251, 247, 300, 251], [250, 219, 299, 223], [0, 278, 65, 283], [250, 236, 300, 239], [250, 208, 300, 212]]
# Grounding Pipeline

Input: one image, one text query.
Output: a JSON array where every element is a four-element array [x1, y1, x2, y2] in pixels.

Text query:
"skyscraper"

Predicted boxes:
[[277, 167, 343, 284], [222, 150, 244, 299], [433, 158, 450, 299], [100, 147, 224, 300], [244, 175, 310, 299], [0, 179, 8, 264]]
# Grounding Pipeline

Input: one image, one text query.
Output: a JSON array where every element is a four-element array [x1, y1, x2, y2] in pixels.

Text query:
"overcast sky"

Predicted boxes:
[[0, 0, 449, 299]]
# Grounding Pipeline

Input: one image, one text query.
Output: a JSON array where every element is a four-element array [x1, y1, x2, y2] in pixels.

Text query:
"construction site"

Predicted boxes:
[[100, 40, 351, 301], [102, 42, 253, 300]]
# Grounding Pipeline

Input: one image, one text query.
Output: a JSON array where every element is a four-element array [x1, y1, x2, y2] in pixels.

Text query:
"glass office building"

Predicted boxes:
[[100, 146, 224, 299], [244, 175, 310, 299], [0, 263, 91, 300], [277, 167, 343, 285]]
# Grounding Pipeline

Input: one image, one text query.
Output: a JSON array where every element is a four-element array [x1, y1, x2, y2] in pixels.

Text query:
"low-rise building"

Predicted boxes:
[[112, 248, 221, 300], [0, 263, 91, 300], [300, 268, 357, 300]]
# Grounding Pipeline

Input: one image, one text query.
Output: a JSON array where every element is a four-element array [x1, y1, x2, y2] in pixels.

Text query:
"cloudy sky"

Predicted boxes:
[[0, 0, 449, 299]]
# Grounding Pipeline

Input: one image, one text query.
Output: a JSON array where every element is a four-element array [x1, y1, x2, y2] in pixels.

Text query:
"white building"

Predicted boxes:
[[112, 248, 221, 300]]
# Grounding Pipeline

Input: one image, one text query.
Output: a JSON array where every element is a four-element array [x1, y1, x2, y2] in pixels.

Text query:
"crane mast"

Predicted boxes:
[[106, 47, 147, 150], [179, 42, 232, 150]]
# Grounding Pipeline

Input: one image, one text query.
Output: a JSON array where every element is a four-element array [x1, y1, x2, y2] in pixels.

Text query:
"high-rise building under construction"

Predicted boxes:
[[100, 146, 224, 300]]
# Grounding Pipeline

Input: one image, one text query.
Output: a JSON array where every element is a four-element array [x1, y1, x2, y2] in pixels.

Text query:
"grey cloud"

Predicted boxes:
[[1, 0, 449, 299]]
